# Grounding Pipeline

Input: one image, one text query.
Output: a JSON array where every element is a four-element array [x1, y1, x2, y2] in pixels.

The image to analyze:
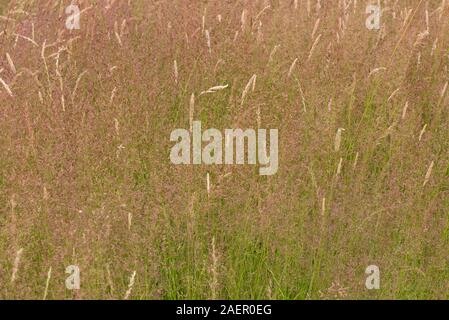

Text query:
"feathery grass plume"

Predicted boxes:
[[334, 128, 345, 152], [425, 9, 429, 32], [41, 40, 51, 96], [294, 0, 298, 10], [439, 0, 446, 20], [327, 98, 332, 112], [438, 82, 448, 106], [205, 30, 211, 54], [128, 212, 132, 230], [253, 5, 271, 27], [307, 34, 322, 61], [233, 31, 239, 42], [379, 121, 398, 140], [368, 67, 386, 78], [287, 58, 298, 79], [11, 248, 24, 283], [209, 237, 219, 299], [353, 152, 359, 170], [298, 82, 307, 112], [311, 18, 320, 39], [173, 60, 178, 84], [307, 0, 311, 16], [419, 124, 428, 142], [241, 9, 247, 31], [106, 264, 115, 295], [0, 77, 13, 97], [241, 74, 257, 106], [114, 118, 120, 136], [110, 87, 117, 105], [114, 21, 122, 46], [268, 44, 280, 65], [6, 53, 16, 74], [189, 93, 195, 132], [43, 267, 52, 300], [431, 38, 438, 56], [206, 172, 211, 195], [256, 21, 263, 44], [423, 161, 434, 187], [61, 95, 66, 112], [217, 14, 222, 23], [336, 158, 343, 176], [120, 19, 127, 35], [387, 88, 400, 102], [43, 186, 49, 201], [391, 1, 425, 60], [202, 10, 206, 33], [213, 59, 225, 74], [124, 271, 136, 300], [414, 30, 429, 48], [321, 197, 326, 217], [200, 84, 228, 96], [72, 70, 87, 102], [402, 101, 409, 119], [266, 279, 273, 299], [12, 33, 38, 47]]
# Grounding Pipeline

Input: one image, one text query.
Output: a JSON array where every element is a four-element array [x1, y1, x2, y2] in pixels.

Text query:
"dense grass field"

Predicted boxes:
[[0, 0, 448, 300]]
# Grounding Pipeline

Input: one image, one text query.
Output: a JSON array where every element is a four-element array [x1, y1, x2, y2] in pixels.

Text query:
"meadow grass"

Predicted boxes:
[[0, 0, 448, 299]]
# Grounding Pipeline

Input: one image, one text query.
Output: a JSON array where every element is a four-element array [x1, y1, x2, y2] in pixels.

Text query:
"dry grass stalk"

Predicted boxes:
[[72, 70, 88, 101], [334, 128, 345, 152], [189, 93, 195, 132], [124, 271, 136, 300], [423, 161, 434, 187], [205, 30, 211, 54], [209, 237, 219, 299], [128, 212, 132, 230], [308, 34, 322, 61], [241, 9, 247, 31], [336, 158, 343, 176], [321, 197, 326, 217], [43, 267, 52, 300], [0, 77, 13, 97], [173, 60, 178, 84], [368, 67, 386, 78], [387, 88, 400, 102], [311, 18, 320, 40], [438, 82, 448, 105], [106, 264, 115, 295], [6, 53, 16, 74], [414, 30, 429, 48], [268, 44, 280, 64], [206, 173, 211, 195], [287, 58, 298, 79], [419, 124, 428, 142], [200, 84, 228, 96], [353, 152, 359, 170], [241, 74, 257, 106], [402, 101, 409, 119], [11, 248, 24, 283]]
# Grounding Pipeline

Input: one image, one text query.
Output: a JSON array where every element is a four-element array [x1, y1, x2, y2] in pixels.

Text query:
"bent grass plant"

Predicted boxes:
[[0, 0, 448, 300]]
